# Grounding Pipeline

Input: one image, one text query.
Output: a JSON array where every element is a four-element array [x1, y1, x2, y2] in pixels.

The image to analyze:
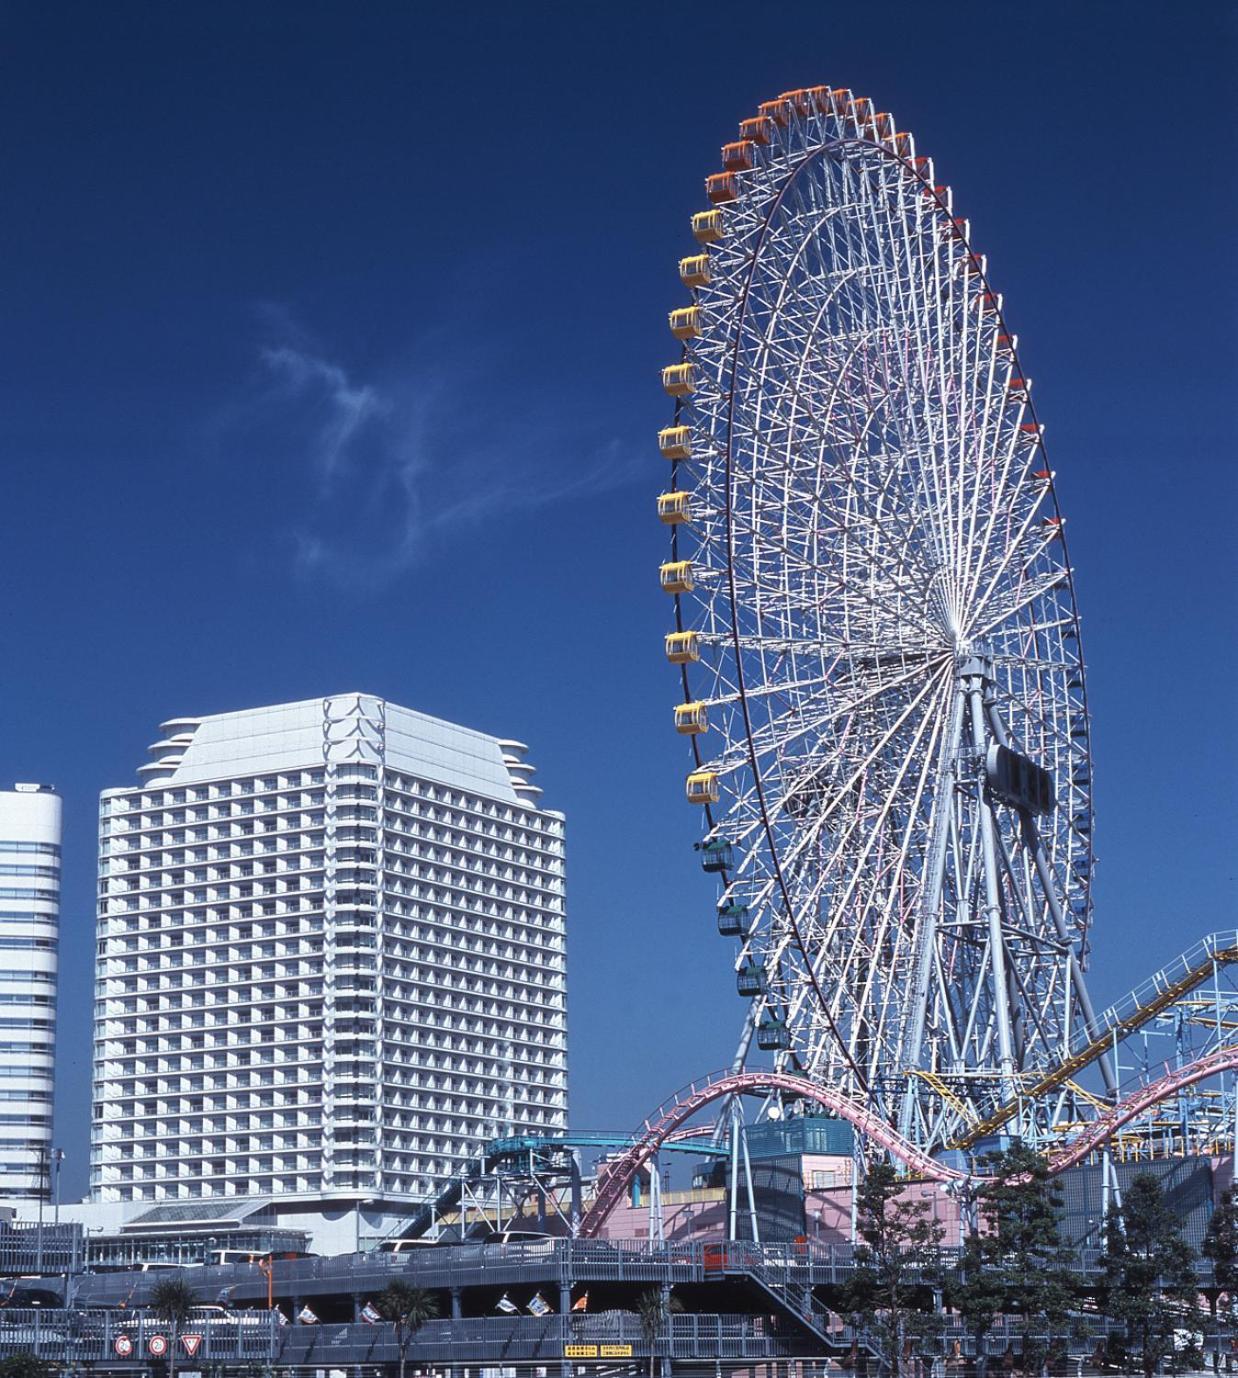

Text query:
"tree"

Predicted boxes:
[[0, 1356, 54, 1378], [635, 1287, 683, 1378], [149, 1276, 198, 1378], [838, 1160, 944, 1378], [1097, 1173, 1198, 1378], [948, 1144, 1076, 1374], [947, 1226, 1006, 1376], [375, 1281, 439, 1378], [1201, 1188, 1238, 1370]]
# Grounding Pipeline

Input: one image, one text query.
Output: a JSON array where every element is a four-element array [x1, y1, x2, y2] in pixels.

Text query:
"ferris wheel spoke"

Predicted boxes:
[[969, 563, 1073, 643], [859, 164, 963, 574], [828, 699, 951, 1079]]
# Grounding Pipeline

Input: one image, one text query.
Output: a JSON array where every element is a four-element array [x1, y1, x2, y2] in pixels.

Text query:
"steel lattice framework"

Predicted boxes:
[[660, 87, 1101, 1153]]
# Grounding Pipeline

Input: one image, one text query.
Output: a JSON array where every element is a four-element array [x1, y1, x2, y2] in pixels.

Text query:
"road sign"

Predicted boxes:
[[147, 1334, 169, 1357], [113, 1334, 133, 1358], [563, 1345, 597, 1359], [180, 1334, 203, 1357]]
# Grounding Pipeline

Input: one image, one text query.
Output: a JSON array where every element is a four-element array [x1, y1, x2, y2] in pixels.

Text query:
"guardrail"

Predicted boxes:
[[0, 1308, 277, 1365], [67, 1236, 1229, 1312], [0, 1303, 1227, 1368], [274, 1314, 794, 1366]]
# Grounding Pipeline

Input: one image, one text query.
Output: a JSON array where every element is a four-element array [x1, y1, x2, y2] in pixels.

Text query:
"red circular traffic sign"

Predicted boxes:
[[113, 1335, 133, 1358], [147, 1334, 169, 1357]]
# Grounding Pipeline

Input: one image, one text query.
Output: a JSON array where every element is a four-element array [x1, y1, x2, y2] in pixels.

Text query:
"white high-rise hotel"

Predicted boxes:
[[91, 695, 567, 1203], [0, 785, 60, 1200]]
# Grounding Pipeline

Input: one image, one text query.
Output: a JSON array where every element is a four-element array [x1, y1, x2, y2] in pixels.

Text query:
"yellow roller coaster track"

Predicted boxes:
[[951, 931, 1238, 1149]]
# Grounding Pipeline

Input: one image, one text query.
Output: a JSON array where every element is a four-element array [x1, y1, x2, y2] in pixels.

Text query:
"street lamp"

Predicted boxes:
[[51, 1149, 64, 1227]]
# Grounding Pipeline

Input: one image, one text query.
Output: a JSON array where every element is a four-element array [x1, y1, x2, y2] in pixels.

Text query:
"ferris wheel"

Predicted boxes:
[[659, 87, 1105, 1154]]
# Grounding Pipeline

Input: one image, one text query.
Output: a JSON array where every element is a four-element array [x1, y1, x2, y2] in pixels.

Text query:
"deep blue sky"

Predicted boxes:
[[1, 2, 1233, 1201]]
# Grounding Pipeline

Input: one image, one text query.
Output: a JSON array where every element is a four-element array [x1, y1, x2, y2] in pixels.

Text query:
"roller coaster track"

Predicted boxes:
[[577, 934, 1238, 1236], [579, 1048, 1238, 1235], [953, 930, 1238, 1148], [578, 1069, 971, 1236], [1046, 1042, 1238, 1173], [387, 935, 1238, 1241]]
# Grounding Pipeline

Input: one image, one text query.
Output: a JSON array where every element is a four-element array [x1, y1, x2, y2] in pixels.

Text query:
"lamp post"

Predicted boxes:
[[51, 1149, 64, 1227], [35, 1143, 48, 1274]]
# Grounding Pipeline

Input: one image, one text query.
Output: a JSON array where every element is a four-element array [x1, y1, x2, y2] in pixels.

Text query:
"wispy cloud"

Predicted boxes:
[[232, 314, 642, 586], [259, 345, 389, 487]]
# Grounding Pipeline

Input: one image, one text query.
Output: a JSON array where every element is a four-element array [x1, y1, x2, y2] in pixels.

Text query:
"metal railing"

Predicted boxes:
[[68, 1236, 1232, 1313], [0, 1308, 277, 1364], [0, 1223, 84, 1277], [273, 1313, 796, 1366]]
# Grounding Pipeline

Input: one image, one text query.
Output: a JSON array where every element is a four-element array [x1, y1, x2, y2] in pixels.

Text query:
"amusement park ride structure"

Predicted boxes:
[[648, 83, 1238, 1220], [391, 86, 1235, 1248]]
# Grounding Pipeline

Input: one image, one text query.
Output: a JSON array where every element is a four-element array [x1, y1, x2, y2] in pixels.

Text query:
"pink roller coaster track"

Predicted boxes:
[[577, 1047, 1238, 1237]]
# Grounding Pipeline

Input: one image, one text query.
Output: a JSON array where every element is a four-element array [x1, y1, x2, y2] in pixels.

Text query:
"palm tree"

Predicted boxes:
[[148, 1277, 198, 1378], [635, 1288, 682, 1378], [375, 1281, 439, 1378]]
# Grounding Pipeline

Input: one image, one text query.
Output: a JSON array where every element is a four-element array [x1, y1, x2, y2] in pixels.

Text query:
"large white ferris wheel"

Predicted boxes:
[[659, 86, 1107, 1155]]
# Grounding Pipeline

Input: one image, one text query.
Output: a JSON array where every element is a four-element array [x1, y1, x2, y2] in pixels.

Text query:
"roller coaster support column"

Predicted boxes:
[[727, 1110, 741, 1240], [570, 1152, 582, 1238], [965, 663, 1018, 1099], [648, 1154, 664, 1243], [741, 1117, 759, 1241]]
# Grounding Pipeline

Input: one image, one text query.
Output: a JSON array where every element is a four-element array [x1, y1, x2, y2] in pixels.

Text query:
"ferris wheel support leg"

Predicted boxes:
[[727, 1106, 742, 1241], [729, 1006, 757, 1075], [711, 1016, 760, 1150], [983, 697, 1116, 1096], [898, 688, 967, 1143], [967, 677, 1018, 1100]]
